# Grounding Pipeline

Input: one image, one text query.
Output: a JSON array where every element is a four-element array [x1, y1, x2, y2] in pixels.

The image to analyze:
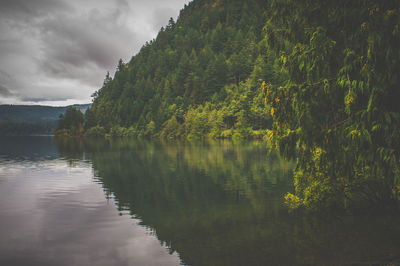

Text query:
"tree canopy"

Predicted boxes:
[[56, 107, 84, 137], [88, 0, 284, 139]]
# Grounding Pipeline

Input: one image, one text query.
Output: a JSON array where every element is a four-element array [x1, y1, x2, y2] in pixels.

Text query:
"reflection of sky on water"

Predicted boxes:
[[0, 156, 181, 266]]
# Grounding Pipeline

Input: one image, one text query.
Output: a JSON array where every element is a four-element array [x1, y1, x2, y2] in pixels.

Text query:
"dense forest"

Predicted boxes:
[[61, 0, 400, 211], [85, 0, 285, 139]]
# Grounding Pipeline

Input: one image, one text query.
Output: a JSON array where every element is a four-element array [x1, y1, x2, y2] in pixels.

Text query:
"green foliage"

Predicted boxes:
[[251, 129, 268, 140], [160, 116, 184, 139], [265, 0, 400, 211], [84, 107, 96, 130], [109, 125, 129, 137], [144, 120, 156, 137], [207, 109, 225, 138], [220, 129, 233, 139], [85, 125, 106, 137], [88, 0, 277, 139], [154, 81, 274, 140], [185, 105, 210, 139], [284, 193, 302, 210], [56, 107, 84, 137]]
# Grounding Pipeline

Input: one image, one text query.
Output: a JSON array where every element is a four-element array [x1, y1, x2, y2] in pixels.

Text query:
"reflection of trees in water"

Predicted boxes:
[[0, 136, 58, 161], [55, 138, 400, 266]]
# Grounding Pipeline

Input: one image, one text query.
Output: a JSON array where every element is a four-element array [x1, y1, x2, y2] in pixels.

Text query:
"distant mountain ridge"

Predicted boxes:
[[0, 104, 91, 135], [0, 104, 91, 123]]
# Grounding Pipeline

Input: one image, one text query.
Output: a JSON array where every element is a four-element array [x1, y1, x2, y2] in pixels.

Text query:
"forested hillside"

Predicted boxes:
[[85, 0, 400, 211], [88, 0, 285, 139]]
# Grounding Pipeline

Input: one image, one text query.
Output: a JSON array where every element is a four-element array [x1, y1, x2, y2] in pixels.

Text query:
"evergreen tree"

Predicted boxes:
[[88, 0, 273, 138], [56, 107, 84, 136]]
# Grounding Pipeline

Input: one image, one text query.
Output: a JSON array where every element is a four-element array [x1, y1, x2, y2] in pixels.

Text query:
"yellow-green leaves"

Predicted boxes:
[[265, 0, 400, 211]]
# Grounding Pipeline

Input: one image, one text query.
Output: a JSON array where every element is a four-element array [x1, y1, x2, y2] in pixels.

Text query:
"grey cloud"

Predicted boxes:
[[0, 0, 190, 105], [39, 10, 134, 69], [153, 6, 177, 31], [21, 96, 68, 103], [34, 7, 141, 88], [0, 0, 73, 21], [0, 70, 12, 83], [0, 84, 14, 97]]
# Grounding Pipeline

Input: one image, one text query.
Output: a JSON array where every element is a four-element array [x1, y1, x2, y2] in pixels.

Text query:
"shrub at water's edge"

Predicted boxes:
[[85, 125, 106, 137]]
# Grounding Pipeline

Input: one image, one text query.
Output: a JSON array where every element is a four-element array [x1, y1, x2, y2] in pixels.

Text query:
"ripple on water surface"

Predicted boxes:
[[0, 154, 181, 266]]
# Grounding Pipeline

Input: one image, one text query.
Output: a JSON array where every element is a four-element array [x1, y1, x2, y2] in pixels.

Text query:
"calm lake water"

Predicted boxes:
[[0, 136, 399, 266]]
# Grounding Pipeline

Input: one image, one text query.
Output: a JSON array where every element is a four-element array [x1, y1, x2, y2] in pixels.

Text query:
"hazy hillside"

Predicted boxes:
[[0, 104, 90, 135]]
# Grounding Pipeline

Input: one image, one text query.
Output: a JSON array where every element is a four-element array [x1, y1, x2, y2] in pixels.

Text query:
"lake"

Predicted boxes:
[[0, 136, 399, 265]]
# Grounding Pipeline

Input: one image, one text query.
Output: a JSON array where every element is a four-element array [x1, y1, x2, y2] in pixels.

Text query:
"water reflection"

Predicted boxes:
[[0, 136, 59, 162], [1, 137, 399, 265], [0, 137, 181, 266], [56, 138, 400, 265]]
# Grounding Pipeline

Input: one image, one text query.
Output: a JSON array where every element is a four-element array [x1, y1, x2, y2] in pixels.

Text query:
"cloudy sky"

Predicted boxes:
[[0, 0, 190, 106]]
